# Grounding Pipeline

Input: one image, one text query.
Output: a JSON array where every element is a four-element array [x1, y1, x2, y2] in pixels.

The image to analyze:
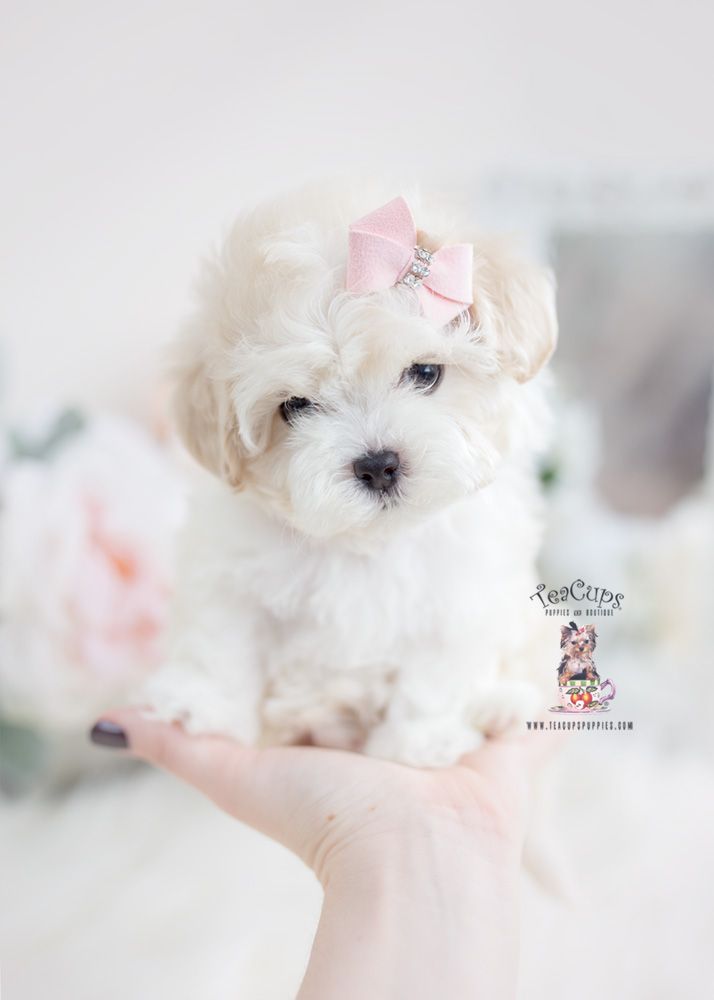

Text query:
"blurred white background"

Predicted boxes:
[[2, 0, 713, 419], [2, 2, 714, 998]]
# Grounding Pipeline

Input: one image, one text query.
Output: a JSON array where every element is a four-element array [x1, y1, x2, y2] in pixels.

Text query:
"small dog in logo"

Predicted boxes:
[[558, 621, 599, 685]]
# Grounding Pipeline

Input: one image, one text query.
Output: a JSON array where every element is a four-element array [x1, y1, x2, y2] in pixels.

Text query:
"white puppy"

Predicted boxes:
[[145, 182, 557, 766]]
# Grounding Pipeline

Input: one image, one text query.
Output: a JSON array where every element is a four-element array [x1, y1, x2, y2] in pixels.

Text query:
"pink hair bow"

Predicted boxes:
[[346, 196, 473, 326]]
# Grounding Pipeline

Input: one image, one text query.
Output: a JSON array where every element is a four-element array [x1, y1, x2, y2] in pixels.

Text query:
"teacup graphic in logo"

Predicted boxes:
[[549, 621, 617, 713], [554, 677, 617, 713]]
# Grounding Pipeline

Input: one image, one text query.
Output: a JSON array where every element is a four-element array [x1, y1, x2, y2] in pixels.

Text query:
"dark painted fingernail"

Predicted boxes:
[[90, 720, 129, 749]]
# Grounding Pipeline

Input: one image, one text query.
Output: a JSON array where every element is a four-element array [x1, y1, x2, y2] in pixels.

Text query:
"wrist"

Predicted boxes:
[[321, 811, 521, 918], [302, 817, 521, 1000], [319, 799, 523, 891]]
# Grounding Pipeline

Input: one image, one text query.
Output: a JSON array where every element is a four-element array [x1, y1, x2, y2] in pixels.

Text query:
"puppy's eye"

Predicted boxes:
[[279, 397, 315, 424], [402, 363, 443, 393]]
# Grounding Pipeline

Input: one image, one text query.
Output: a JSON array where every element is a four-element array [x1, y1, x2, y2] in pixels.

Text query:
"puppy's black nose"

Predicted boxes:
[[353, 450, 401, 492]]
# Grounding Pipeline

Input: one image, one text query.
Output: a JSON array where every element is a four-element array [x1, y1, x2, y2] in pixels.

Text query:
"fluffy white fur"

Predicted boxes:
[[145, 182, 558, 765]]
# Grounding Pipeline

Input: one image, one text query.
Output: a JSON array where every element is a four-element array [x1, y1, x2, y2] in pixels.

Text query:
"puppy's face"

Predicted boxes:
[[243, 299, 509, 538], [561, 625, 597, 660], [173, 188, 557, 541]]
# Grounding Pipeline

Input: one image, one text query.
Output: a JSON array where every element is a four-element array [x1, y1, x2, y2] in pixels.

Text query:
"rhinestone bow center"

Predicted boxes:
[[400, 246, 434, 288]]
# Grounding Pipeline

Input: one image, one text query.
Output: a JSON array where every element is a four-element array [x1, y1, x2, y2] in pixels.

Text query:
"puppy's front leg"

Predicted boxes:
[[366, 709, 483, 767], [143, 592, 263, 744], [364, 651, 484, 767]]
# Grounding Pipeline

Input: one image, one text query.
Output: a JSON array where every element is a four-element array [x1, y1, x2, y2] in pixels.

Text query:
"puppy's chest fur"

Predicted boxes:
[[251, 528, 473, 666], [223, 472, 539, 672]]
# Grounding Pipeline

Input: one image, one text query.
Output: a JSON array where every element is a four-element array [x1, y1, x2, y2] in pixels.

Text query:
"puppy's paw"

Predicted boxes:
[[470, 680, 541, 737], [142, 666, 260, 744], [364, 718, 482, 768], [307, 709, 368, 752]]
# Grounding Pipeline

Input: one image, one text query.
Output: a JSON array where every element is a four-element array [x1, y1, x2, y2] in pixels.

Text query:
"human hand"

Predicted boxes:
[[91, 710, 547, 880], [91, 711, 556, 999]]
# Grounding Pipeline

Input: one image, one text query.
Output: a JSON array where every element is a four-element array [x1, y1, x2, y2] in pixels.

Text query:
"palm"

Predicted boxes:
[[129, 721, 542, 874]]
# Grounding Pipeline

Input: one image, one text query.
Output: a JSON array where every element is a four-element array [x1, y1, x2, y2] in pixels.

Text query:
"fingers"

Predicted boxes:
[[90, 710, 362, 865], [91, 708, 264, 826]]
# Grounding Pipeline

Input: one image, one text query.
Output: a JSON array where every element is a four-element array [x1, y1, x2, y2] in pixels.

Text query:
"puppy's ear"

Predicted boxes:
[[470, 238, 558, 382], [172, 332, 243, 488], [560, 625, 573, 648], [586, 625, 597, 644]]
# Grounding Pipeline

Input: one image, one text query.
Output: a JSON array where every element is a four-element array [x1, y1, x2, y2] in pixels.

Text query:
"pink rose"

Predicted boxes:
[[0, 416, 185, 729]]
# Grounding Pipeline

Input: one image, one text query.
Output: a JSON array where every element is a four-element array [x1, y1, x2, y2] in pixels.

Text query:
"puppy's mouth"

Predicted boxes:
[[378, 487, 402, 511]]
